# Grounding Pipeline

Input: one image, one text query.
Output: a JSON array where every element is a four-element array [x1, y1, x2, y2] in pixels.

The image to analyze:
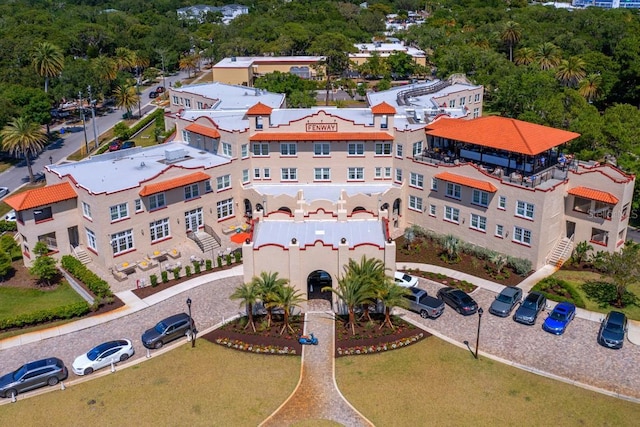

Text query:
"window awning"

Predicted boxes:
[[250, 132, 394, 141], [140, 171, 210, 197], [3, 182, 77, 211], [435, 171, 497, 193], [185, 123, 220, 139], [568, 186, 618, 205]]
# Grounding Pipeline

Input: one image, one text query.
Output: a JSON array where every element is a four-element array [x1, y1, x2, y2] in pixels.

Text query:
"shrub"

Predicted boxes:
[[507, 256, 532, 277], [185, 265, 192, 277], [173, 267, 180, 280], [194, 263, 201, 274], [234, 250, 242, 263], [0, 220, 17, 232], [150, 274, 158, 287], [532, 277, 585, 308], [582, 281, 638, 308], [217, 256, 223, 268], [161, 271, 168, 283], [226, 254, 232, 266], [0, 301, 90, 330], [205, 259, 212, 270], [61, 255, 113, 298]]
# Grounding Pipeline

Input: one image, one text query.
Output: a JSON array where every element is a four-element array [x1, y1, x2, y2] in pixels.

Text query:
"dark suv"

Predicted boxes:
[[597, 310, 627, 349], [513, 291, 547, 325], [0, 357, 68, 398], [142, 313, 196, 349]]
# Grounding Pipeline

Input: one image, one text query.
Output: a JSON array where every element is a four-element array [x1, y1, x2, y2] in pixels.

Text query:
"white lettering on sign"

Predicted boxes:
[[306, 123, 337, 132]]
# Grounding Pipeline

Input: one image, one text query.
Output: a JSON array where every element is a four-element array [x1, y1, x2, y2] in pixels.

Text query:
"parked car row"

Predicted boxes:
[[0, 313, 196, 398], [399, 272, 629, 349], [108, 140, 136, 152]]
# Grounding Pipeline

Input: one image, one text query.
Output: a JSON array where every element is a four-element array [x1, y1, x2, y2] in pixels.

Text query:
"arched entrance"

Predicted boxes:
[[392, 198, 401, 228], [307, 270, 333, 305], [351, 206, 366, 213], [243, 199, 252, 216], [278, 206, 292, 214]]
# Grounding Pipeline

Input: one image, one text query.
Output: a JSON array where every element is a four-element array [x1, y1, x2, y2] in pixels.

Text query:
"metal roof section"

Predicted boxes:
[[49, 142, 230, 195], [268, 107, 374, 127], [179, 110, 248, 132], [253, 218, 386, 250], [171, 82, 285, 110], [251, 183, 395, 201], [213, 55, 325, 68]]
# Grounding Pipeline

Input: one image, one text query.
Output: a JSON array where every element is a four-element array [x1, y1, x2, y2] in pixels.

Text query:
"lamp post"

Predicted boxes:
[[186, 297, 195, 348], [474, 307, 483, 359], [87, 85, 99, 150], [49, 156, 53, 165], [78, 91, 89, 154]]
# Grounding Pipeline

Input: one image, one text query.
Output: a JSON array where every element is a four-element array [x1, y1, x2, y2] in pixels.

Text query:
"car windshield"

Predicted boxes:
[[522, 299, 536, 309], [550, 311, 567, 321], [605, 321, 624, 332], [87, 345, 105, 361], [13, 365, 28, 381], [496, 294, 512, 303], [154, 321, 167, 334]]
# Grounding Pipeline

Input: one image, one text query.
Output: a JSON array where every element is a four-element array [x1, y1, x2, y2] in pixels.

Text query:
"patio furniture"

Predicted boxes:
[[164, 261, 182, 272], [167, 248, 181, 259], [136, 258, 156, 271], [149, 250, 168, 262], [111, 268, 128, 282], [115, 261, 136, 275]]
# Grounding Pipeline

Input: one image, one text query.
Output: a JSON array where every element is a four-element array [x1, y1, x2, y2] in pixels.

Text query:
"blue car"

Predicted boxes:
[[542, 302, 576, 335]]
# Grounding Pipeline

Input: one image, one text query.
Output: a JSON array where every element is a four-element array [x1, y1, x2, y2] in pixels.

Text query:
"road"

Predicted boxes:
[[0, 72, 188, 197]]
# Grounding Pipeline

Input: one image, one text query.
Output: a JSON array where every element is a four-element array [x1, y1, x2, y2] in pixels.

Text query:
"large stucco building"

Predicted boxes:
[[6, 80, 634, 307]]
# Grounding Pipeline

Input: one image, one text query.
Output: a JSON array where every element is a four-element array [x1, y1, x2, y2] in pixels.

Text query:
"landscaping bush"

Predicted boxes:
[[226, 254, 232, 266], [193, 263, 201, 274], [150, 274, 158, 287], [582, 281, 638, 308], [61, 255, 113, 298], [234, 250, 242, 263], [532, 277, 585, 308], [205, 259, 212, 270], [507, 256, 533, 277], [0, 301, 90, 330], [172, 267, 180, 280], [185, 265, 192, 277], [217, 256, 223, 268], [0, 220, 17, 232], [161, 271, 168, 283]]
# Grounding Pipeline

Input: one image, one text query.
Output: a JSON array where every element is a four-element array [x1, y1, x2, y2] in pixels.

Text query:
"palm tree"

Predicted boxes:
[[514, 47, 535, 66], [267, 284, 305, 335], [443, 234, 461, 263], [252, 271, 288, 327], [323, 271, 372, 335], [92, 56, 118, 84], [344, 256, 388, 322], [500, 21, 522, 62], [115, 47, 136, 71], [32, 41, 64, 93], [578, 73, 603, 103], [1, 117, 46, 183], [489, 253, 508, 275], [375, 281, 410, 330], [179, 54, 199, 78], [556, 56, 586, 87], [113, 84, 139, 117], [535, 42, 561, 71], [230, 282, 260, 332]]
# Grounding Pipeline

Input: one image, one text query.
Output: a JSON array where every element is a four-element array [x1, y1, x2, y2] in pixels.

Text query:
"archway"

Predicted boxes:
[[243, 199, 252, 217], [392, 198, 401, 228], [351, 206, 366, 214], [278, 206, 292, 214], [307, 270, 333, 305]]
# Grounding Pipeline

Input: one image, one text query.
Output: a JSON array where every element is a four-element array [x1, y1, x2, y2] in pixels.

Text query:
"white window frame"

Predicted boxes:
[[216, 198, 234, 219], [86, 228, 97, 251], [410, 172, 424, 189], [470, 213, 487, 232], [396, 144, 403, 158], [242, 169, 249, 183], [149, 218, 170, 242], [412, 141, 423, 156], [280, 143, 297, 156], [384, 167, 392, 178], [516, 200, 535, 220], [446, 182, 461, 199], [184, 183, 199, 200], [314, 167, 330, 181], [216, 174, 231, 191], [241, 144, 249, 158], [111, 229, 133, 255], [409, 195, 423, 212], [253, 143, 269, 156], [498, 196, 507, 210], [375, 167, 382, 178], [134, 199, 143, 212], [149, 193, 166, 210], [395, 168, 403, 183], [253, 168, 261, 179], [429, 204, 436, 217], [205, 181, 213, 193], [444, 206, 460, 223], [431, 177, 438, 191], [347, 143, 364, 156], [513, 226, 532, 245], [495, 224, 504, 238], [263, 168, 271, 179], [110, 203, 129, 222], [314, 142, 330, 156], [375, 142, 392, 155], [473, 107, 480, 118], [472, 189, 489, 207], [348, 167, 364, 181], [281, 168, 297, 181], [82, 202, 92, 219], [222, 142, 232, 157]]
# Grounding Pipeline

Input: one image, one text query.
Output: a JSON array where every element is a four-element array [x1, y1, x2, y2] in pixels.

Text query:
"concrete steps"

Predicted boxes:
[[547, 237, 573, 267], [74, 247, 92, 265], [192, 231, 220, 253]]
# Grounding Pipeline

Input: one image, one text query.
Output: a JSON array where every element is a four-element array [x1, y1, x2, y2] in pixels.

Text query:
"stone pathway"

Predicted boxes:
[[260, 300, 373, 427]]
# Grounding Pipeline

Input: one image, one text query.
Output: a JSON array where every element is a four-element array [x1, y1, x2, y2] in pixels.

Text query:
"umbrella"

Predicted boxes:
[[230, 232, 251, 244]]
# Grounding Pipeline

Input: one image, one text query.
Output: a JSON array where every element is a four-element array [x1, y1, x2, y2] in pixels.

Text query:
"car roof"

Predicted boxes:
[[161, 313, 190, 323], [409, 287, 426, 296], [554, 302, 575, 312], [525, 291, 543, 300], [607, 310, 626, 324], [501, 287, 521, 296], [26, 357, 63, 369]]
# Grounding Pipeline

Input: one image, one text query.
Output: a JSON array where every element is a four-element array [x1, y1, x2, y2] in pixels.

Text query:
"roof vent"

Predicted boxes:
[[165, 148, 187, 163], [140, 161, 146, 167]]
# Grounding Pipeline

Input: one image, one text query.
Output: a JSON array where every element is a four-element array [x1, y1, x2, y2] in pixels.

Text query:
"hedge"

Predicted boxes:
[[61, 255, 113, 298], [532, 277, 586, 308], [0, 301, 90, 330]]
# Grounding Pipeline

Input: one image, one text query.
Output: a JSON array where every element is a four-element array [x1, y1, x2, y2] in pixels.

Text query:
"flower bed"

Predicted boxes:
[[337, 332, 425, 356]]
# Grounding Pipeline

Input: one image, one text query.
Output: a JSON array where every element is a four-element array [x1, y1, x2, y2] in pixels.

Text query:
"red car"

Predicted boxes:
[[156, 86, 165, 93], [108, 140, 121, 151]]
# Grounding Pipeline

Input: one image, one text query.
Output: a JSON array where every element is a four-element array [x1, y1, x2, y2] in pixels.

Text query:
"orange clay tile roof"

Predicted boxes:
[[185, 123, 220, 139], [250, 132, 394, 141], [246, 102, 273, 115], [568, 186, 619, 205], [371, 102, 396, 115], [139, 171, 210, 197], [435, 171, 498, 193], [4, 182, 77, 211], [425, 116, 580, 156]]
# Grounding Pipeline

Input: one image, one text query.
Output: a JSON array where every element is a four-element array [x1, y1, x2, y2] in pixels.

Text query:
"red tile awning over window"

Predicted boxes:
[[249, 132, 394, 141], [140, 171, 210, 197], [568, 186, 619, 205], [435, 171, 498, 193], [3, 182, 77, 211], [185, 123, 220, 139]]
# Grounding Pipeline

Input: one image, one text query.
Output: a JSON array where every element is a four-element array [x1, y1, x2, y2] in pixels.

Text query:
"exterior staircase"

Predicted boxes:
[[73, 246, 92, 265], [191, 230, 221, 254], [547, 236, 574, 268]]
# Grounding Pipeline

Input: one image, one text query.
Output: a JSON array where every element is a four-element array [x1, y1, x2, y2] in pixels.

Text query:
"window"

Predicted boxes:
[[253, 143, 269, 156], [395, 168, 403, 182], [431, 177, 438, 191], [516, 201, 535, 219], [222, 142, 232, 157], [242, 169, 249, 183], [348, 167, 364, 180], [375, 143, 391, 155], [263, 168, 271, 179], [281, 168, 297, 181], [86, 228, 97, 251], [446, 182, 461, 199], [256, 116, 263, 129], [314, 168, 330, 181], [473, 107, 480, 118], [110, 203, 129, 221], [241, 144, 248, 158], [495, 224, 504, 238], [172, 95, 178, 104], [396, 144, 403, 158], [216, 174, 231, 191], [474, 93, 481, 102], [149, 193, 166, 210], [375, 167, 383, 178], [254, 168, 261, 179], [410, 172, 424, 189], [444, 206, 460, 223], [314, 143, 330, 156], [513, 226, 532, 245], [111, 229, 133, 255], [150, 218, 170, 242], [591, 227, 608, 246], [348, 143, 364, 156], [622, 203, 630, 219], [472, 189, 489, 207], [185, 99, 191, 108], [384, 167, 392, 178], [409, 195, 423, 211], [449, 99, 455, 108], [197, 101, 203, 109], [460, 97, 466, 106], [592, 201, 612, 219], [181, 130, 190, 143], [470, 214, 487, 231], [498, 196, 506, 210], [381, 114, 388, 129], [205, 181, 213, 193], [134, 199, 143, 212], [217, 198, 234, 219], [429, 204, 436, 217], [412, 141, 423, 156], [82, 202, 92, 219], [184, 183, 199, 200], [280, 143, 297, 156]]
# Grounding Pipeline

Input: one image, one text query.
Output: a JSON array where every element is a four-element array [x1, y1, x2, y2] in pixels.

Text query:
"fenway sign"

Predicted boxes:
[[306, 122, 337, 132]]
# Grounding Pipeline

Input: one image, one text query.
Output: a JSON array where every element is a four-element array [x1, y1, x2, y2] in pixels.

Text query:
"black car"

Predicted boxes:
[[0, 357, 68, 398], [513, 291, 547, 325], [436, 287, 478, 315], [597, 310, 628, 349], [149, 91, 159, 99], [142, 313, 196, 349]]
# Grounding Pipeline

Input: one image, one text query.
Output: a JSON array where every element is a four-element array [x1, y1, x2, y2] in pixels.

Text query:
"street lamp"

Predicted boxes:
[[49, 156, 53, 165], [474, 307, 484, 359], [78, 91, 89, 155], [87, 85, 99, 150], [186, 297, 196, 348]]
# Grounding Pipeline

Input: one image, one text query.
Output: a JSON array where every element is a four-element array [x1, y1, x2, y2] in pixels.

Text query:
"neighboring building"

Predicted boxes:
[[177, 4, 248, 24], [572, 0, 640, 8], [349, 41, 427, 67], [211, 56, 325, 87], [6, 82, 634, 309]]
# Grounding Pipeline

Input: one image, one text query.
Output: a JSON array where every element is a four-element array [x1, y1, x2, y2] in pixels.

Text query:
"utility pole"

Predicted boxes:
[[87, 85, 99, 150], [78, 91, 89, 155]]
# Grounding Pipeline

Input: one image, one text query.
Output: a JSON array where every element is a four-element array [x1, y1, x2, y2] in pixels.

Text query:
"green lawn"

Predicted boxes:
[[0, 281, 84, 319]]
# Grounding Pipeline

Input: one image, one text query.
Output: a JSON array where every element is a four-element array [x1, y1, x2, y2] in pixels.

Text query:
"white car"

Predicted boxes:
[[0, 187, 9, 198], [4, 210, 16, 222], [394, 271, 419, 287], [72, 339, 134, 376]]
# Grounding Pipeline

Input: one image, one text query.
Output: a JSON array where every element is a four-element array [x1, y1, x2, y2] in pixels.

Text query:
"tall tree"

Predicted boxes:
[[535, 42, 562, 71], [113, 84, 139, 117], [375, 280, 410, 330], [343, 256, 388, 322], [309, 33, 355, 106], [499, 21, 522, 63], [268, 284, 306, 335], [0, 117, 46, 183], [32, 42, 64, 93], [230, 282, 260, 332], [252, 271, 288, 327], [323, 270, 371, 335], [514, 47, 535, 66], [594, 242, 640, 308], [556, 56, 586, 88], [578, 73, 603, 103]]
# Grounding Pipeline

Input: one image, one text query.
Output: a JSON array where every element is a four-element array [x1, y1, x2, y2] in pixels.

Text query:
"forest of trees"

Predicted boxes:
[[2, 0, 640, 213]]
